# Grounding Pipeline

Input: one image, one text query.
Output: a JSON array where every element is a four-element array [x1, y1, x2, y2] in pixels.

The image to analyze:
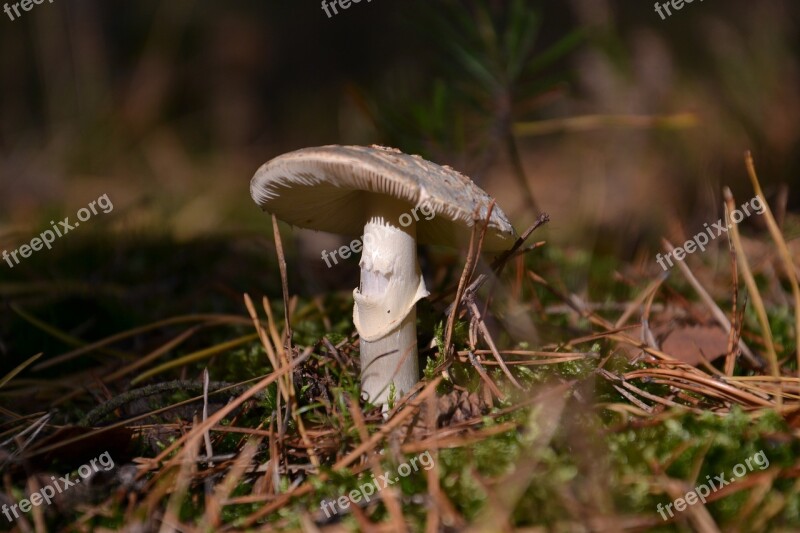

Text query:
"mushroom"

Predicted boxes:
[[251, 145, 517, 405]]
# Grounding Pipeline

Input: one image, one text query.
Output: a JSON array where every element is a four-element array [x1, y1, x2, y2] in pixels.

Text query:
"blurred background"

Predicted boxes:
[[1, 0, 799, 368]]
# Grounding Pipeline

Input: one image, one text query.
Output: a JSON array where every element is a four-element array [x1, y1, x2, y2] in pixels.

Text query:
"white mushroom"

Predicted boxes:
[[250, 145, 517, 405]]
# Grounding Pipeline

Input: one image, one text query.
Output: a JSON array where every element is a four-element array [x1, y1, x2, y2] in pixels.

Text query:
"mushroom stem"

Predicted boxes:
[[353, 196, 429, 404]]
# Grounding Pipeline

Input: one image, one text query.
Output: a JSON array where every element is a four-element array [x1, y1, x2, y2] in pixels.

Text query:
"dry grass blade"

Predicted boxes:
[[424, 393, 440, 533], [469, 384, 568, 531], [140, 350, 311, 478], [130, 333, 259, 384], [513, 112, 697, 136], [460, 356, 586, 366], [614, 272, 667, 329], [489, 214, 550, 276], [259, 296, 319, 468], [11, 303, 133, 361], [400, 422, 521, 454], [610, 383, 653, 413], [272, 214, 293, 351], [102, 325, 204, 383], [333, 377, 441, 470], [723, 187, 780, 379], [202, 437, 261, 528], [160, 423, 201, 533], [443, 210, 484, 364], [19, 376, 270, 459], [661, 239, 762, 369], [724, 229, 743, 377], [262, 296, 295, 384], [744, 151, 800, 373], [466, 350, 505, 399], [436, 214, 549, 318], [202, 368, 214, 464], [641, 281, 662, 353], [527, 270, 615, 331], [466, 300, 522, 389], [0, 353, 41, 390], [238, 378, 442, 527], [0, 412, 50, 466], [33, 313, 251, 371], [458, 349, 591, 358], [657, 476, 721, 532], [0, 280, 126, 298], [734, 472, 781, 527], [25, 476, 47, 533], [244, 293, 287, 398], [347, 396, 408, 533], [599, 371, 697, 412], [624, 368, 775, 407]]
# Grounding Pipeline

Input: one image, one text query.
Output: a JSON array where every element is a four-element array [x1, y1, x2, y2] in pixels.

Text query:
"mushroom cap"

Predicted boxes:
[[251, 145, 518, 251]]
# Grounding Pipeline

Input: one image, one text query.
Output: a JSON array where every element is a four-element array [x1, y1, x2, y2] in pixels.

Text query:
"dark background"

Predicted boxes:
[[1, 0, 799, 369]]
